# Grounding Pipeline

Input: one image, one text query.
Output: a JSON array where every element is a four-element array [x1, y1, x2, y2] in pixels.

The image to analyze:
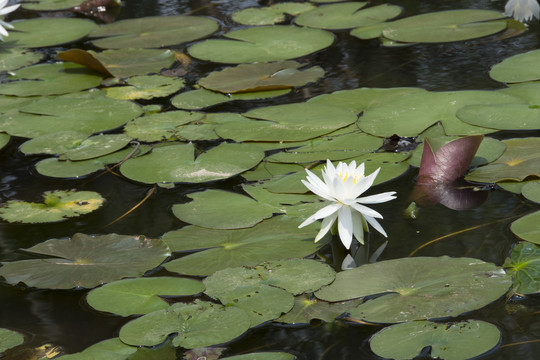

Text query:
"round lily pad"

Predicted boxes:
[[162, 216, 320, 276], [119, 142, 265, 184], [315, 256, 511, 323], [124, 111, 204, 142], [0, 233, 171, 289], [0, 90, 142, 138], [172, 189, 277, 229], [188, 25, 334, 64], [0, 62, 102, 97], [86, 277, 205, 316], [55, 338, 138, 360], [0, 47, 43, 72], [19, 131, 90, 155], [105, 75, 185, 100], [22, 0, 84, 11], [522, 181, 540, 203], [457, 104, 540, 130], [232, 3, 315, 25], [90, 15, 219, 49], [359, 90, 523, 137], [503, 241, 540, 294], [0, 190, 104, 224], [60, 133, 132, 161], [490, 49, 540, 83], [90, 48, 176, 78], [118, 300, 251, 348], [0, 328, 24, 353], [381, 10, 506, 43], [510, 211, 540, 245], [277, 294, 362, 324], [198, 61, 324, 94], [466, 138, 540, 183], [370, 320, 501, 360], [8, 18, 98, 48], [295, 3, 401, 30]]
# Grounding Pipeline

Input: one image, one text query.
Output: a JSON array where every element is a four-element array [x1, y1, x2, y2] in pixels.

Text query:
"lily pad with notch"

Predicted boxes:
[[490, 49, 540, 83], [232, 2, 315, 25], [370, 320, 501, 360], [510, 211, 540, 245], [118, 300, 251, 348], [188, 25, 334, 64], [0, 233, 170, 289], [0, 47, 43, 72], [124, 111, 204, 142], [171, 88, 291, 110], [105, 75, 185, 100], [276, 294, 362, 324], [0, 190, 104, 224], [86, 277, 205, 316], [315, 256, 511, 323], [503, 241, 540, 294], [162, 216, 321, 276], [90, 15, 219, 49]]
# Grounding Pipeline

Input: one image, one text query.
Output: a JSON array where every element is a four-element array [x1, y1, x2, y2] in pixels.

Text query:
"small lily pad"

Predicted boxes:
[[457, 103, 540, 130], [0, 233, 170, 289], [370, 320, 501, 360], [90, 16, 219, 49], [277, 294, 362, 324], [188, 25, 334, 64], [0, 47, 44, 72], [105, 75, 185, 100], [232, 3, 315, 25], [0, 328, 24, 353], [118, 300, 251, 348], [119, 142, 264, 184], [7, 17, 98, 48], [295, 3, 401, 30], [171, 88, 291, 110], [55, 338, 138, 360], [490, 49, 540, 83], [381, 10, 506, 43], [124, 111, 204, 142], [0, 62, 102, 97], [19, 131, 90, 155], [87, 277, 205, 316], [198, 61, 324, 94], [510, 211, 540, 245], [162, 216, 320, 276], [60, 134, 132, 161], [316, 256, 511, 323], [0, 190, 104, 223], [522, 181, 540, 203], [504, 242, 540, 294]]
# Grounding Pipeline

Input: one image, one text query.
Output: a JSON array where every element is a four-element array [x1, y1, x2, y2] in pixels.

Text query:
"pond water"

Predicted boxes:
[[1, 0, 540, 359]]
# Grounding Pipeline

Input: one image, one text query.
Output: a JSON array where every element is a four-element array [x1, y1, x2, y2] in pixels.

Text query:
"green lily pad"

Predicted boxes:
[[0, 90, 142, 138], [35, 144, 151, 179], [90, 15, 219, 49], [466, 138, 540, 183], [118, 300, 251, 348], [204, 259, 335, 298], [504, 242, 540, 294], [0, 233, 170, 289], [87, 277, 205, 316], [7, 18, 98, 48], [277, 294, 362, 324], [222, 353, 295, 360], [210, 103, 356, 142], [162, 216, 320, 276], [19, 131, 90, 155], [171, 88, 291, 110], [263, 152, 409, 194], [232, 3, 315, 25], [119, 142, 264, 184], [490, 49, 540, 83], [55, 338, 138, 360], [0, 328, 24, 353], [172, 189, 277, 229], [124, 111, 204, 142], [457, 103, 540, 130], [0, 133, 10, 151], [295, 3, 401, 30], [0, 62, 102, 97], [241, 161, 305, 181], [359, 90, 523, 137], [105, 75, 185, 100], [188, 25, 334, 64], [22, 0, 85, 11], [501, 82, 540, 104], [522, 181, 540, 203], [370, 320, 501, 360], [350, 22, 389, 40], [199, 61, 324, 94], [315, 256, 511, 323], [510, 211, 540, 245], [0, 47, 44, 72], [59, 133, 132, 161], [0, 190, 104, 224], [381, 10, 506, 43]]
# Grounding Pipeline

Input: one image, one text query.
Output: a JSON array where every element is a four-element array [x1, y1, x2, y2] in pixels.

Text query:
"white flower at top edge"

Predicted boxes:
[[505, 0, 540, 22], [298, 160, 396, 249], [0, 0, 20, 41]]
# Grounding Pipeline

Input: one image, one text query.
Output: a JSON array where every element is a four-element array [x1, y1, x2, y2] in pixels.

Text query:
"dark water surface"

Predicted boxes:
[[1, 0, 540, 358]]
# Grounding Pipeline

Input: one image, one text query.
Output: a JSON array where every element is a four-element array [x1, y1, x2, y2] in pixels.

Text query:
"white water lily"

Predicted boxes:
[[298, 160, 396, 249], [0, 0, 20, 41], [505, 0, 540, 22]]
